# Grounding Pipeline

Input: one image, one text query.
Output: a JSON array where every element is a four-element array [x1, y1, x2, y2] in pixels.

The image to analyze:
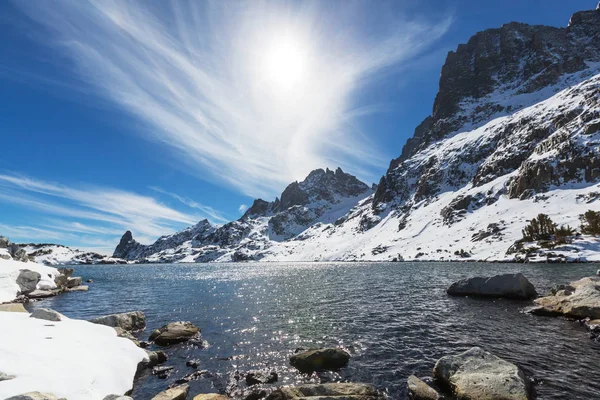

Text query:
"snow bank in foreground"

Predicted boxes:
[[0, 312, 148, 399], [0, 258, 59, 303]]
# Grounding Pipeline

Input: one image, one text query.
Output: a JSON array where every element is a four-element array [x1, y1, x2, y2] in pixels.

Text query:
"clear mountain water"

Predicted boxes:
[[30, 262, 600, 399]]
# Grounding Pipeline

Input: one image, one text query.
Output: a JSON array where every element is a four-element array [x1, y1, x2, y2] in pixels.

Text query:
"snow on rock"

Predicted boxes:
[[0, 258, 59, 303], [0, 311, 147, 400], [19, 243, 116, 266]]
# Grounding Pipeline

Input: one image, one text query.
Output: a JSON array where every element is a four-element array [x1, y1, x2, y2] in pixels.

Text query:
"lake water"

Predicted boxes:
[[30, 262, 600, 399]]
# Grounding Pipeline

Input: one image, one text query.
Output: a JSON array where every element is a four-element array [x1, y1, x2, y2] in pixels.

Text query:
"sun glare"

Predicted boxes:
[[262, 37, 307, 92]]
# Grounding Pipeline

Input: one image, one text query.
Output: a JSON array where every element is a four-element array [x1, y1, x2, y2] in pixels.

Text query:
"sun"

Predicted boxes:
[[262, 37, 307, 92]]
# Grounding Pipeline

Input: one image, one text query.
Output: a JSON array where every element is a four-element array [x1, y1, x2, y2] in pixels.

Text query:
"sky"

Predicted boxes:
[[0, 0, 595, 254]]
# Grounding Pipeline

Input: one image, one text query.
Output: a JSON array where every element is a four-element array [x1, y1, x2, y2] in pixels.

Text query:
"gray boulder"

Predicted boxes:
[[433, 347, 531, 400], [447, 273, 537, 299], [289, 348, 350, 373], [6, 393, 66, 400], [407, 375, 441, 400], [57, 268, 74, 278], [265, 383, 384, 399], [528, 276, 600, 319], [66, 277, 82, 288], [30, 308, 65, 322], [10, 246, 29, 262], [149, 321, 201, 345], [16, 269, 41, 294], [90, 311, 146, 331], [151, 384, 189, 400]]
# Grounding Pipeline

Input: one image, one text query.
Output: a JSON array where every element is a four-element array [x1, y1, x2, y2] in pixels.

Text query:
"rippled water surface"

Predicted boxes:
[[31, 262, 600, 399]]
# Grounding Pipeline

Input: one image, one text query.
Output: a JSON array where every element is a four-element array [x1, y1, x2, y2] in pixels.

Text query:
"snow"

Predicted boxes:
[[0, 312, 147, 400], [0, 257, 59, 303]]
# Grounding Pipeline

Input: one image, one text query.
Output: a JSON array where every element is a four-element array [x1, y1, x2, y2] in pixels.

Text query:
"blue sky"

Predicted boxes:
[[0, 0, 594, 254]]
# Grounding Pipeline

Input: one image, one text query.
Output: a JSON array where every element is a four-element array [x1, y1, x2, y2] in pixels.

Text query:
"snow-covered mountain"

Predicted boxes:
[[17, 243, 124, 265], [116, 5, 600, 263]]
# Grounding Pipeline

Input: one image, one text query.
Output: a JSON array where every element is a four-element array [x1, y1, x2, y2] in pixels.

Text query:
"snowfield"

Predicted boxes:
[[0, 311, 147, 400], [0, 257, 59, 303]]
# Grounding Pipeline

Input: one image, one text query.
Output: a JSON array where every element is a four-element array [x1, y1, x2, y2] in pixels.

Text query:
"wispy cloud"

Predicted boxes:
[[12, 0, 452, 197], [238, 204, 248, 213], [149, 186, 230, 224], [0, 173, 202, 247]]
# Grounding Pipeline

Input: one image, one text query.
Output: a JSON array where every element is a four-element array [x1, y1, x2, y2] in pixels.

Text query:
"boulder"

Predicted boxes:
[[447, 273, 537, 299], [0, 371, 16, 381], [30, 308, 65, 322], [10, 247, 29, 262], [433, 347, 530, 400], [6, 393, 66, 400], [27, 289, 61, 299], [289, 348, 350, 373], [0, 236, 9, 248], [151, 384, 190, 400], [193, 395, 228, 400], [16, 269, 41, 294], [90, 311, 146, 331], [153, 365, 174, 379], [0, 303, 27, 313], [54, 274, 68, 288], [57, 268, 73, 278], [186, 359, 201, 368], [407, 375, 441, 400], [246, 370, 278, 386], [265, 383, 384, 399], [149, 321, 201, 345], [65, 285, 89, 292], [66, 277, 82, 288], [528, 277, 600, 319], [140, 349, 169, 370]]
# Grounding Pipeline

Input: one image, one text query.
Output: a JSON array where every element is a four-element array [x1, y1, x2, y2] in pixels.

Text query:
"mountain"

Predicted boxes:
[[114, 168, 372, 262], [15, 243, 124, 265], [116, 5, 600, 263]]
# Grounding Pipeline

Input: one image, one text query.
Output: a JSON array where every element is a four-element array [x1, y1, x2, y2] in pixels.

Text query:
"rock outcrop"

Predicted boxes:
[[289, 348, 350, 373], [447, 273, 537, 299], [528, 276, 600, 319], [90, 311, 146, 331], [149, 321, 201, 345], [433, 347, 531, 400]]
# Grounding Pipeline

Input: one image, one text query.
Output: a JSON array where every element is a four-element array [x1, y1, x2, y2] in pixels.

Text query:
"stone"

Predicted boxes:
[[151, 384, 190, 400], [528, 277, 600, 319], [30, 308, 65, 322], [246, 370, 278, 386], [65, 285, 89, 292], [447, 273, 537, 299], [10, 246, 29, 262], [265, 383, 384, 399], [289, 348, 350, 373], [0, 303, 27, 313], [0, 236, 9, 248], [433, 347, 530, 400], [6, 393, 66, 400], [141, 350, 169, 369], [186, 359, 201, 368], [174, 370, 210, 385], [57, 268, 73, 278], [193, 395, 228, 400], [153, 365, 174, 379], [407, 375, 441, 400], [86, 279, 94, 283], [27, 289, 61, 299], [149, 321, 201, 345], [0, 371, 16, 381], [66, 277, 82, 288], [90, 311, 146, 331], [16, 269, 41, 294], [54, 274, 68, 288]]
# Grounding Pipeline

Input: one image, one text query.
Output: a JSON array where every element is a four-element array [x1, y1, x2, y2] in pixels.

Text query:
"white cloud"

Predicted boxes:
[[149, 186, 230, 224], [238, 204, 248, 213], [0, 174, 201, 245], [12, 0, 452, 197]]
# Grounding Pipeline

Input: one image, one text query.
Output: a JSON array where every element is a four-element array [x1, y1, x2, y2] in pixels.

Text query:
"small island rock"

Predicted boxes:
[[433, 347, 530, 400], [447, 273, 537, 299], [289, 348, 351, 373], [149, 321, 201, 345]]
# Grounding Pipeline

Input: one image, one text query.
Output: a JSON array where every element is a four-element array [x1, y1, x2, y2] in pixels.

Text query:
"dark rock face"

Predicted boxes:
[[112, 231, 146, 260], [289, 348, 350, 373], [447, 273, 537, 299]]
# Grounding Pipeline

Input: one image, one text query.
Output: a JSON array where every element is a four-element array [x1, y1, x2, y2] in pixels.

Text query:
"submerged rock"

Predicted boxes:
[[90, 311, 146, 331], [151, 384, 189, 400], [447, 273, 537, 299], [433, 347, 530, 400], [407, 375, 441, 400], [528, 276, 600, 319], [266, 383, 384, 399], [30, 308, 64, 322], [149, 321, 201, 345], [289, 348, 350, 373]]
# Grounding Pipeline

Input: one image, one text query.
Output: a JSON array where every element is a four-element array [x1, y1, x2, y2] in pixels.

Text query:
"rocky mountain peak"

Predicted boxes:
[[113, 230, 145, 259], [389, 6, 600, 171]]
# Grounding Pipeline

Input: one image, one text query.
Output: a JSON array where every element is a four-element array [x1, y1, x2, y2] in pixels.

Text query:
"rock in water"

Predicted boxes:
[[6, 393, 66, 400], [289, 348, 350, 373], [245, 370, 278, 386], [16, 269, 41, 294], [528, 276, 600, 319], [433, 347, 531, 400], [66, 277, 82, 288], [151, 384, 189, 400], [407, 375, 441, 400], [193, 395, 228, 400], [30, 308, 65, 322], [266, 383, 384, 399], [447, 273, 537, 299], [90, 311, 146, 331], [149, 321, 201, 345]]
